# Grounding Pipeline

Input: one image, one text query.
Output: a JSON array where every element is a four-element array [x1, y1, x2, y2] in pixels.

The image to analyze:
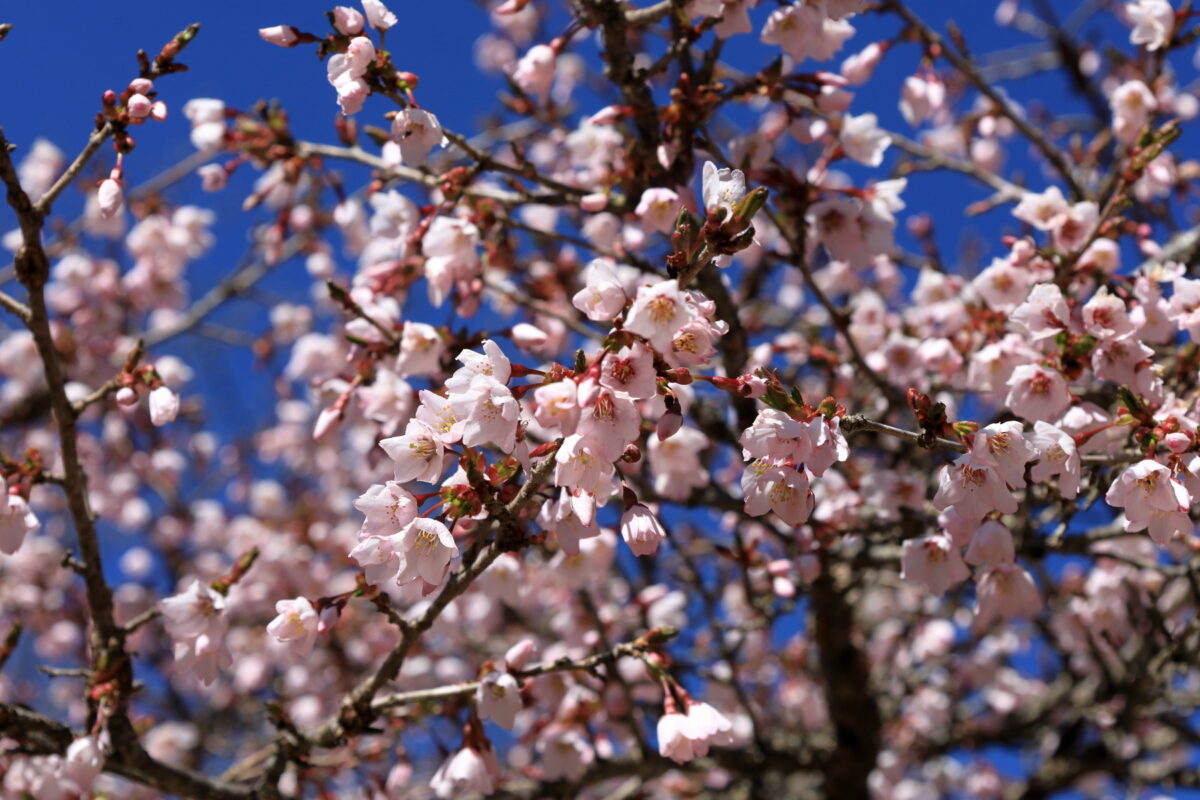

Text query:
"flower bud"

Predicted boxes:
[[127, 93, 152, 119], [504, 638, 536, 671], [580, 193, 608, 212], [333, 6, 365, 34], [148, 386, 179, 426], [258, 25, 300, 46], [97, 170, 123, 219], [116, 386, 138, 406]]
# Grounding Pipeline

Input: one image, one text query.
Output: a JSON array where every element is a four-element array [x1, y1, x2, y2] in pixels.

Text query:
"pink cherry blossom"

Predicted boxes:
[[430, 746, 495, 797], [840, 113, 891, 167], [1111, 80, 1157, 144], [266, 597, 320, 656], [476, 671, 522, 729], [572, 259, 628, 321], [964, 520, 1016, 566], [449, 375, 520, 453], [701, 160, 747, 214], [362, 0, 397, 29], [512, 44, 556, 101], [391, 108, 447, 165], [634, 188, 682, 234], [160, 580, 231, 686], [1005, 364, 1072, 422], [933, 451, 1018, 522], [901, 534, 971, 596], [600, 341, 657, 400], [760, 3, 855, 63], [259, 25, 300, 46], [743, 461, 815, 526], [1028, 421, 1081, 499], [380, 419, 447, 483], [395, 517, 458, 588], [620, 503, 668, 556], [975, 563, 1042, 624], [354, 481, 419, 536], [625, 279, 692, 351], [974, 421, 1035, 489]]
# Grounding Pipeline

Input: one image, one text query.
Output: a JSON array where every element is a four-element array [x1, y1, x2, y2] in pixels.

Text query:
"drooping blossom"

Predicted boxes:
[[975, 563, 1042, 624], [1105, 459, 1191, 545], [160, 580, 231, 685], [964, 520, 1016, 567], [477, 671, 523, 729], [933, 450, 1018, 523], [901, 534, 971, 596], [572, 259, 628, 321], [743, 461, 815, 526], [326, 36, 376, 115], [620, 503, 668, 556], [430, 746, 496, 798]]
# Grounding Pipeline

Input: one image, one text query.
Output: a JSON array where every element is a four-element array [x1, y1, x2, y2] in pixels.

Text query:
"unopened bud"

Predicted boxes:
[[732, 185, 768, 222], [127, 93, 152, 119], [96, 170, 123, 219], [656, 408, 683, 441], [258, 25, 300, 47]]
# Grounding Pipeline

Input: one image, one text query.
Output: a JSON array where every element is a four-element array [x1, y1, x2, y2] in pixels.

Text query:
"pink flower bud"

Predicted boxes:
[[656, 409, 683, 441], [258, 25, 299, 47], [128, 78, 154, 94], [333, 6, 365, 34], [148, 386, 179, 426], [1165, 432, 1191, 453], [313, 404, 341, 440], [97, 170, 123, 219], [588, 105, 625, 125], [116, 386, 138, 406], [511, 322, 549, 351], [504, 637, 536, 671], [580, 193, 608, 211], [127, 93, 152, 119], [150, 101, 168, 122]]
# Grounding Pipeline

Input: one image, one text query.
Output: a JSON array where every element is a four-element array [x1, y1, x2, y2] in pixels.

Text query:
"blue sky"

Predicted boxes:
[[3, 2, 1198, 795]]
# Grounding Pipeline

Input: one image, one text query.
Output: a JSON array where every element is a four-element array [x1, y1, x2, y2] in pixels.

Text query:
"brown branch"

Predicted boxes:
[[0, 702, 251, 800], [840, 413, 1145, 466], [371, 637, 652, 711], [884, 0, 1086, 200]]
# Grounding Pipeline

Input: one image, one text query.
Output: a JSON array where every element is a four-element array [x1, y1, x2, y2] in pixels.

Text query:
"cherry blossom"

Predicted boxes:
[[901, 534, 971, 596], [266, 597, 320, 656], [1128, 0, 1174, 50], [160, 580, 231, 686], [394, 517, 458, 588]]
